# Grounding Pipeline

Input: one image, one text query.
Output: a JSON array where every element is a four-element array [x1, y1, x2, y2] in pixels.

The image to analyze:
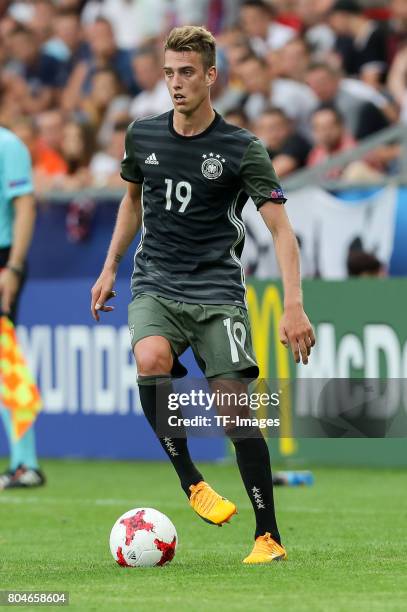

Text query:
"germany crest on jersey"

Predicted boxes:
[[121, 110, 286, 306]]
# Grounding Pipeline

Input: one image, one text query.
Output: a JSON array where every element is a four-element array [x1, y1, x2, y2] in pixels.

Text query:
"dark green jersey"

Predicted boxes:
[[121, 110, 286, 306]]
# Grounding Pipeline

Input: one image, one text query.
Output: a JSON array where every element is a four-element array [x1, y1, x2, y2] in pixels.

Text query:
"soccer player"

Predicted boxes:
[[0, 126, 46, 489], [91, 26, 315, 564]]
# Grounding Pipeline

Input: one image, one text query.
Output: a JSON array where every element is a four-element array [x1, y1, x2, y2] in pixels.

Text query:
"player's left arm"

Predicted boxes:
[[239, 138, 315, 364], [260, 202, 315, 364]]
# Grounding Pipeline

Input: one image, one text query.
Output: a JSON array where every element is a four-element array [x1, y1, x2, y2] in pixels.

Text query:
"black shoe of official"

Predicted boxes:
[[5, 464, 46, 489]]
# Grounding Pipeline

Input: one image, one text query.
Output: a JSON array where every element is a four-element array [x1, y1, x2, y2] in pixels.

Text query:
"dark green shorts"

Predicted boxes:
[[128, 293, 259, 379]]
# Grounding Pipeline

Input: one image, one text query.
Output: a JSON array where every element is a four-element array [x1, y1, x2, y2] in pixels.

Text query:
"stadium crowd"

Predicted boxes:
[[0, 0, 406, 192]]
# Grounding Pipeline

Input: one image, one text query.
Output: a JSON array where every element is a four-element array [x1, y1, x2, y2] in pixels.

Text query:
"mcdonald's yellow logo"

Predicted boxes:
[[247, 284, 297, 456]]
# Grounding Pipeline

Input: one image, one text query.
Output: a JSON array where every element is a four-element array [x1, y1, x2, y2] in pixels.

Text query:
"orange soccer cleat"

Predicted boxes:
[[243, 532, 287, 564], [189, 481, 237, 526]]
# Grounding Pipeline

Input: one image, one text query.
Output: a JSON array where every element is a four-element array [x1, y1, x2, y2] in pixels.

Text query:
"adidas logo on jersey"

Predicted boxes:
[[145, 153, 159, 165]]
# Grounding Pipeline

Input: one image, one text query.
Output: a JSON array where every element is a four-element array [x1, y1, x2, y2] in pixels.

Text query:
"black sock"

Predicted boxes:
[[231, 432, 281, 542], [138, 379, 203, 496]]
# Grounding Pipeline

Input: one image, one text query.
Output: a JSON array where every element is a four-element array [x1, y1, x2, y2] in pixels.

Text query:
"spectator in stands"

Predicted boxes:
[[305, 62, 391, 138], [10, 115, 68, 193], [328, 0, 388, 89], [10, 116, 39, 163], [235, 54, 272, 120], [5, 2, 34, 24], [217, 26, 248, 50], [307, 105, 382, 180], [60, 120, 95, 188], [238, 54, 317, 135], [57, 0, 87, 10], [36, 110, 69, 176], [347, 250, 385, 277], [219, 33, 253, 84], [62, 17, 138, 112], [172, 0, 240, 34], [24, 119, 94, 193], [387, 0, 407, 65], [5, 24, 65, 114], [224, 108, 250, 130], [0, 67, 22, 128], [0, 13, 18, 58], [43, 9, 89, 86], [28, 0, 55, 46], [90, 120, 128, 187], [80, 67, 129, 137], [130, 46, 172, 120], [239, 0, 296, 56], [210, 46, 244, 115], [252, 107, 311, 177], [37, 110, 65, 154], [273, 37, 312, 82], [81, 0, 168, 49], [293, 0, 335, 55], [308, 106, 356, 170]]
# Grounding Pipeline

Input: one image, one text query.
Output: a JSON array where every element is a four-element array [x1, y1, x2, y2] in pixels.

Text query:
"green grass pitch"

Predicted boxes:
[[0, 460, 406, 611]]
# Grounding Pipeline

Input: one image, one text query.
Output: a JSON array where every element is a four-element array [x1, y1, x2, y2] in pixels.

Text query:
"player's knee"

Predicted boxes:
[[135, 345, 173, 376]]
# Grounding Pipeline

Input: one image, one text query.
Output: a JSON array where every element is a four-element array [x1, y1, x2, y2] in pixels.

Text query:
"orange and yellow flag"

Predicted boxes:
[[0, 316, 42, 440]]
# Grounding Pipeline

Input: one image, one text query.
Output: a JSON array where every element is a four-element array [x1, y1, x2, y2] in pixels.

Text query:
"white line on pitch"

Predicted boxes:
[[0, 497, 401, 514]]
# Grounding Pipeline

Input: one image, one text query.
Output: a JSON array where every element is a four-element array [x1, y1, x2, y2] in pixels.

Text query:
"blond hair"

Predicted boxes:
[[164, 26, 216, 71]]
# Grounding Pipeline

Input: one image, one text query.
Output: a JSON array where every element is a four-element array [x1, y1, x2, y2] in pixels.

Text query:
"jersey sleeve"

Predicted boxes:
[[121, 122, 144, 184], [239, 139, 286, 210], [3, 136, 33, 200]]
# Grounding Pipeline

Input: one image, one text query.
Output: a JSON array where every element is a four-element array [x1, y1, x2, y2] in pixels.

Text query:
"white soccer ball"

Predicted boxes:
[[109, 507, 177, 568]]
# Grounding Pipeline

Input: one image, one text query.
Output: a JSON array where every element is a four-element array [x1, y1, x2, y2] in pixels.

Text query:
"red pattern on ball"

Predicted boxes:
[[120, 510, 155, 545], [116, 547, 131, 567], [154, 536, 177, 566]]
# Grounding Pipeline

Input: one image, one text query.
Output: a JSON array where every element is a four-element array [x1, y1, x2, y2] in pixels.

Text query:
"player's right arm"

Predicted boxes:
[[0, 132, 35, 315], [91, 182, 142, 321]]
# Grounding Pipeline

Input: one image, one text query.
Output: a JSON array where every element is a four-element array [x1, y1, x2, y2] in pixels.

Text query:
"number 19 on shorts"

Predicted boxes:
[[223, 318, 247, 364]]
